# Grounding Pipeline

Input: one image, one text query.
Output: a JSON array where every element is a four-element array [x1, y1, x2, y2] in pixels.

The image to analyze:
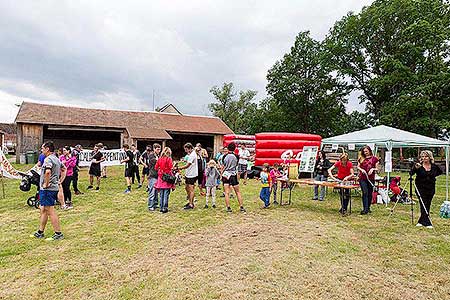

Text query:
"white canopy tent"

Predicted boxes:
[[322, 125, 449, 200]]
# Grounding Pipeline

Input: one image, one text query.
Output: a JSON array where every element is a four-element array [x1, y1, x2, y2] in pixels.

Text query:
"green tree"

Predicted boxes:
[[266, 31, 350, 137], [325, 0, 450, 137], [208, 83, 258, 134]]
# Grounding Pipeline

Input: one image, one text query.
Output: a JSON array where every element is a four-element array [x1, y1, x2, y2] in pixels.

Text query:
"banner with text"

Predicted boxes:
[[0, 149, 22, 179], [79, 149, 127, 167]]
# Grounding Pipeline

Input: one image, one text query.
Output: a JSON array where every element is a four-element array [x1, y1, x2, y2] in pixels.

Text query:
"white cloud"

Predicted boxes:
[[0, 0, 373, 122]]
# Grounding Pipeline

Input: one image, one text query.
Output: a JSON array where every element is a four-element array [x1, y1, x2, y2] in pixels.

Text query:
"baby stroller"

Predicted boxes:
[[389, 176, 411, 204], [18, 169, 40, 209]]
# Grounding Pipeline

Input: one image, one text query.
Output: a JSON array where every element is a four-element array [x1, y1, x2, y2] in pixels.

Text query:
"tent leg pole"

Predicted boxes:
[[446, 146, 449, 201]]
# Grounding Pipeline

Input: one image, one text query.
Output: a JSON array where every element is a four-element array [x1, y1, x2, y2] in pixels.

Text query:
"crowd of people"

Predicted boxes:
[[30, 141, 443, 240]]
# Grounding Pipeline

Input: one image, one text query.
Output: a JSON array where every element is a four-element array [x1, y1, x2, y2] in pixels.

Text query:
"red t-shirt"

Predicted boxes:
[[359, 156, 379, 181], [334, 160, 353, 180]]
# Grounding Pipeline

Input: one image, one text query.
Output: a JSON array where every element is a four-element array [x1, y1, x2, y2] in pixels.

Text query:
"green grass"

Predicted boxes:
[[0, 165, 449, 300]]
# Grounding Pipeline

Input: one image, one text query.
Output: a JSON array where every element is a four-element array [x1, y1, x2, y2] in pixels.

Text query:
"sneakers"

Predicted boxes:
[[138, 184, 142, 189], [312, 197, 318, 201], [183, 203, 194, 210], [339, 208, 347, 214], [204, 204, 209, 209], [95, 186, 100, 191], [425, 225, 433, 229], [240, 206, 246, 213], [124, 189, 131, 194], [226, 207, 232, 213], [74, 191, 84, 195], [87, 186, 93, 190], [46, 232, 64, 241], [415, 223, 423, 227], [360, 210, 368, 215], [148, 207, 155, 212], [273, 201, 279, 205], [212, 204, 216, 208], [30, 231, 44, 239]]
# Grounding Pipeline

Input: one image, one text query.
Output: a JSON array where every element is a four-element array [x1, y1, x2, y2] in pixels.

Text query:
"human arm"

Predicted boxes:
[[328, 165, 336, 180], [43, 169, 51, 188], [343, 164, 355, 181]]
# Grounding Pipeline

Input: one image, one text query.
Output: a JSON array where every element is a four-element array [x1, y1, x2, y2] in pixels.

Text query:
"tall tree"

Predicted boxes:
[[266, 31, 350, 137], [325, 0, 450, 137], [208, 83, 258, 134]]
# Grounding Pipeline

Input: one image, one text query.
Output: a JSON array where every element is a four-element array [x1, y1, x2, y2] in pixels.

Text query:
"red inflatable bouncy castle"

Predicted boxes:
[[255, 132, 322, 166], [223, 134, 255, 154]]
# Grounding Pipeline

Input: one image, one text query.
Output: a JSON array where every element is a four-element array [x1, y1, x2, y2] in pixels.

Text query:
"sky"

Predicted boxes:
[[0, 0, 373, 123]]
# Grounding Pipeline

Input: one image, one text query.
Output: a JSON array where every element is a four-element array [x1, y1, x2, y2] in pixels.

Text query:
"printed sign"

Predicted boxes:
[[348, 144, 355, 150], [385, 151, 392, 173], [298, 146, 319, 173], [331, 144, 338, 151], [0, 149, 21, 179], [79, 149, 128, 167]]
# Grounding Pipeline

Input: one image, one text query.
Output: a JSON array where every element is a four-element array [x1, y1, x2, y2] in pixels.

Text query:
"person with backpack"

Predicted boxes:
[[221, 142, 246, 213], [154, 147, 175, 213]]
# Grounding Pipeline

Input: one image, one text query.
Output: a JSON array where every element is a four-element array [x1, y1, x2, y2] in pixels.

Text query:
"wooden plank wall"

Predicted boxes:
[[16, 123, 43, 163]]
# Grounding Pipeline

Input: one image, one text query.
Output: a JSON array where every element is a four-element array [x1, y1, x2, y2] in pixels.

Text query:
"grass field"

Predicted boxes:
[[1, 165, 449, 300]]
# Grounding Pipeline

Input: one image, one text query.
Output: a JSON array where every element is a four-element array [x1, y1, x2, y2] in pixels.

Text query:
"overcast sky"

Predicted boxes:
[[0, 0, 373, 123]]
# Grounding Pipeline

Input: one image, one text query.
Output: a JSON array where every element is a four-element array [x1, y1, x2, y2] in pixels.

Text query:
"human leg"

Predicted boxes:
[[147, 177, 158, 209]]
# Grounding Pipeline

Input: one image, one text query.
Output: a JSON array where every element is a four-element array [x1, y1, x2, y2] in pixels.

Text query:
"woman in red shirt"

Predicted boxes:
[[357, 146, 379, 215], [155, 147, 175, 213], [328, 153, 354, 214]]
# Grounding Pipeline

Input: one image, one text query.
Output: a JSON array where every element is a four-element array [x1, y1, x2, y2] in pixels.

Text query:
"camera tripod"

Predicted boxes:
[[384, 171, 434, 229]]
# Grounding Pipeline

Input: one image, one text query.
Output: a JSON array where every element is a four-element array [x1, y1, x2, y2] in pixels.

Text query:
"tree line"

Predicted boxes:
[[208, 0, 450, 139]]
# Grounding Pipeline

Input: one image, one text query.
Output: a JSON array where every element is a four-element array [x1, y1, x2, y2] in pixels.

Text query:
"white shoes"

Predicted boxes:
[[416, 223, 433, 229]]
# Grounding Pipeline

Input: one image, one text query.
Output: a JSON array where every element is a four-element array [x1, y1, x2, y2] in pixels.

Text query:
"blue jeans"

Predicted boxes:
[[147, 177, 158, 209], [314, 174, 326, 200], [360, 179, 374, 212], [159, 188, 171, 211], [260, 187, 270, 207]]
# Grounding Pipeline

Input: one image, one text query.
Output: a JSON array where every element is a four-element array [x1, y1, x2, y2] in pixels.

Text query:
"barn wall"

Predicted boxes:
[[16, 123, 44, 163], [214, 135, 224, 156]]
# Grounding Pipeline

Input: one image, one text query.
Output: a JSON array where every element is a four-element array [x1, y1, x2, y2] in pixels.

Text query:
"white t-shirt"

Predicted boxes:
[[238, 148, 250, 165], [185, 151, 198, 178]]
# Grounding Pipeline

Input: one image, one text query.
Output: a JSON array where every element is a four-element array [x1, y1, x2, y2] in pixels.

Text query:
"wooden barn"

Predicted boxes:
[[14, 102, 233, 162]]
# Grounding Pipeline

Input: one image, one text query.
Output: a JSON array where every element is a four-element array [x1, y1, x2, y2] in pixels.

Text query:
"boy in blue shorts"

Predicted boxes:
[[31, 141, 65, 241]]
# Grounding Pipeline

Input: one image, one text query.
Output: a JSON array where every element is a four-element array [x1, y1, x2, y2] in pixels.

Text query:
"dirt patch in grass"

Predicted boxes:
[[106, 214, 449, 300]]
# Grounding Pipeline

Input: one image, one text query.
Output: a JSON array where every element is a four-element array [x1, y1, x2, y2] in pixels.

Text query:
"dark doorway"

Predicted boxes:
[[166, 133, 214, 160], [136, 140, 164, 153], [43, 126, 122, 150]]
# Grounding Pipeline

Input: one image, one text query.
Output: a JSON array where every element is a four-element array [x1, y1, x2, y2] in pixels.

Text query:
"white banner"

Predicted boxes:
[[385, 151, 392, 173], [0, 149, 22, 179], [79, 149, 127, 167], [299, 146, 319, 173]]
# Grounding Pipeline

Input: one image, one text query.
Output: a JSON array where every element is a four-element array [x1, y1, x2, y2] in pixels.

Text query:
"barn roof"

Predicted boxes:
[[15, 102, 233, 139]]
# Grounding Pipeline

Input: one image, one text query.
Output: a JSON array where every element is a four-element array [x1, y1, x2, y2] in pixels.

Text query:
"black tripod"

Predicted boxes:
[[384, 170, 415, 226], [408, 171, 415, 225]]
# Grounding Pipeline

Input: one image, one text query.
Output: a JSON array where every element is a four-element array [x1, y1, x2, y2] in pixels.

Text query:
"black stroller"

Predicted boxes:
[[18, 169, 40, 209]]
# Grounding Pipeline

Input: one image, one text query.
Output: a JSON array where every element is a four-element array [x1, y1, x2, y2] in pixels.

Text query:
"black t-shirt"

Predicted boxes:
[[125, 150, 135, 169], [315, 158, 332, 177], [91, 151, 103, 166], [410, 164, 442, 192], [142, 152, 158, 178]]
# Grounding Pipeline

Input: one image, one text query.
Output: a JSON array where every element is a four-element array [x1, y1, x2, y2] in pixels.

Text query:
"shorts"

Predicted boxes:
[[197, 174, 204, 186], [222, 175, 239, 186], [142, 167, 150, 176], [185, 176, 197, 185], [89, 165, 101, 177], [39, 190, 58, 206], [238, 164, 248, 173], [124, 168, 133, 178]]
